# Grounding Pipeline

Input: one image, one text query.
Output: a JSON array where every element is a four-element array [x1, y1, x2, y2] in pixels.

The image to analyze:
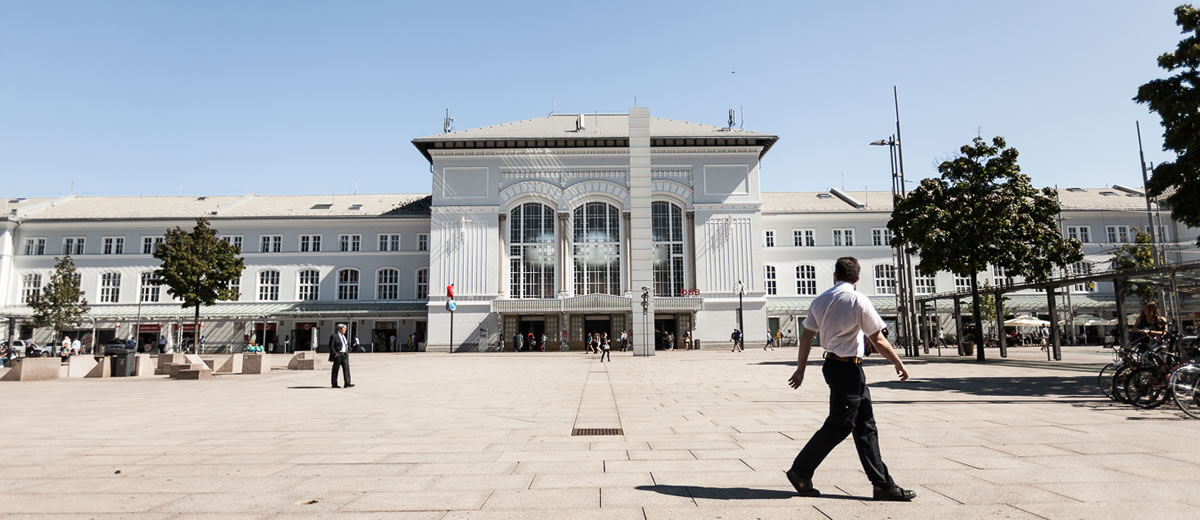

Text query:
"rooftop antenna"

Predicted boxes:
[[443, 109, 454, 133], [739, 105, 744, 129], [634, 95, 638, 107], [727, 108, 735, 129]]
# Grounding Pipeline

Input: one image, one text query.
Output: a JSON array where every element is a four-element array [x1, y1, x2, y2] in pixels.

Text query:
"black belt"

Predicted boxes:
[[824, 352, 862, 364]]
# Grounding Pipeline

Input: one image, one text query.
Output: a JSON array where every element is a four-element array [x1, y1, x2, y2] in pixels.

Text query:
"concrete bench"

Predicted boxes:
[[134, 354, 155, 377], [156, 354, 187, 375], [175, 369, 211, 380], [1, 357, 62, 382], [85, 357, 111, 378], [67, 356, 99, 378], [287, 350, 325, 370], [242, 354, 271, 374], [202, 354, 243, 374]]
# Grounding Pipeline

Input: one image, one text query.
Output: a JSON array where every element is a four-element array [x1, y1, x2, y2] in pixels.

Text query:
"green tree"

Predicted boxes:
[[153, 218, 244, 354], [29, 256, 90, 350], [1134, 4, 1200, 236], [889, 136, 1083, 361], [1110, 228, 1158, 303]]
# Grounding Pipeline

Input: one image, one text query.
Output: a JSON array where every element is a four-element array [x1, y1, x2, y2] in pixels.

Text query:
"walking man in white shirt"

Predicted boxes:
[[786, 257, 915, 501], [328, 324, 354, 389]]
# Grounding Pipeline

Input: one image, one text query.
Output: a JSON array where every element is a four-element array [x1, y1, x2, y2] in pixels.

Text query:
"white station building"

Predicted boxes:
[[2, 109, 1197, 353]]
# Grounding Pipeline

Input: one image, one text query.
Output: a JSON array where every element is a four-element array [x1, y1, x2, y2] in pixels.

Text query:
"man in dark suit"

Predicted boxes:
[[329, 324, 354, 388]]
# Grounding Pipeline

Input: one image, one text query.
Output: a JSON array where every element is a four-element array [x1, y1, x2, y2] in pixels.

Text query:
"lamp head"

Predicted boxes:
[[869, 139, 888, 146]]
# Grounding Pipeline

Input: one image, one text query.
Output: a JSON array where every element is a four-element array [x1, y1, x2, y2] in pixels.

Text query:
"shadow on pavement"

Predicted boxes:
[[872, 376, 1098, 398], [286, 386, 328, 390], [634, 485, 869, 501]]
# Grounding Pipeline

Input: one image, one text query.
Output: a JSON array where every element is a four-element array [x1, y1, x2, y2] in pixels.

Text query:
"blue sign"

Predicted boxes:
[[446, 300, 457, 312]]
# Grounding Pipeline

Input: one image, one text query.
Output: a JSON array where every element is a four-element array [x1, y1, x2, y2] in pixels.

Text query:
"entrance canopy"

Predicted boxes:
[[0, 301, 428, 321]]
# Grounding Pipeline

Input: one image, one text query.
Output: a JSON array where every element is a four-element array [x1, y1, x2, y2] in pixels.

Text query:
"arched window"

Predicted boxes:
[[377, 268, 399, 300], [509, 202, 556, 298], [258, 270, 280, 301], [22, 273, 42, 303], [796, 265, 817, 296], [874, 265, 896, 295], [416, 268, 429, 299], [764, 265, 777, 296], [652, 201, 685, 296], [337, 269, 359, 300], [573, 201, 622, 295], [297, 269, 320, 301]]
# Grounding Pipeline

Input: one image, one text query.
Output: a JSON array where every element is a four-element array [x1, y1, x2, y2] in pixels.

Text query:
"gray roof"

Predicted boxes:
[[9, 194, 431, 221], [762, 187, 1157, 214]]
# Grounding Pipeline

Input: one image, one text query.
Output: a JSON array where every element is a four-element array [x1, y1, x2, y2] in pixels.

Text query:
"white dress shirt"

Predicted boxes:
[[338, 333, 348, 353], [802, 281, 886, 358]]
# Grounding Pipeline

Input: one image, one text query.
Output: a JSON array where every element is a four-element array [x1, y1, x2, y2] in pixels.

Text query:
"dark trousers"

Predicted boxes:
[[600, 349, 611, 362], [331, 353, 351, 386], [790, 359, 894, 487]]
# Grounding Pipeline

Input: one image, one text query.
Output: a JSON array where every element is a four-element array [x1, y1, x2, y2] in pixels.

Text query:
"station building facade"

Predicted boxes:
[[2, 110, 1197, 352]]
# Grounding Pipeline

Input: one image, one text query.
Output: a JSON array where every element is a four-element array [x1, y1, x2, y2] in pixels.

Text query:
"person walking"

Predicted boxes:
[[541, 332, 548, 352], [764, 330, 775, 351], [730, 329, 743, 352], [1038, 324, 1050, 352], [328, 324, 354, 389], [785, 257, 915, 501], [600, 334, 612, 362], [619, 330, 628, 352]]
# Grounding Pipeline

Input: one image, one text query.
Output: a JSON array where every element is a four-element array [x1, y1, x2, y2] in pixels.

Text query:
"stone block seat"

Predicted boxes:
[[1, 357, 62, 382], [168, 354, 213, 380], [242, 354, 272, 374], [287, 350, 324, 370]]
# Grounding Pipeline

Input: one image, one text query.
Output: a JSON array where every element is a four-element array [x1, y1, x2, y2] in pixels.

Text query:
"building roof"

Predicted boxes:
[[761, 187, 1157, 214], [8, 194, 432, 222], [411, 113, 779, 161]]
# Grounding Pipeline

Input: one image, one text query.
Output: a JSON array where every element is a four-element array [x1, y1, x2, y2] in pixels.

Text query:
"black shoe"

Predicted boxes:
[[873, 485, 916, 501], [785, 469, 820, 497], [345, 384, 355, 388], [331, 385, 341, 388]]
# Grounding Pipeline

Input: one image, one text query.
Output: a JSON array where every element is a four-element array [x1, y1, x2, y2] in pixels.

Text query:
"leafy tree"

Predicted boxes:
[[29, 256, 90, 350], [1135, 4, 1200, 236], [889, 136, 1083, 361], [1110, 228, 1158, 303], [153, 218, 244, 353]]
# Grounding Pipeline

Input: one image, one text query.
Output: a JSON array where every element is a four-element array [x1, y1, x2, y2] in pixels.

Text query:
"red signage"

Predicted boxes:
[[296, 322, 318, 331], [253, 323, 278, 332], [447, 284, 455, 298], [137, 324, 160, 332], [178, 323, 204, 332], [679, 289, 701, 296]]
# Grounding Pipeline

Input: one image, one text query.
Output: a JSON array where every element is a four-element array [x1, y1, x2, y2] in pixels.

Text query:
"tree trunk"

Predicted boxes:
[[970, 273, 986, 361], [193, 305, 201, 355]]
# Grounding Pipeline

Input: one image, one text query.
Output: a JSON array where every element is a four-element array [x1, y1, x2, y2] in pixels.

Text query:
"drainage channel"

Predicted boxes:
[[570, 362, 624, 436]]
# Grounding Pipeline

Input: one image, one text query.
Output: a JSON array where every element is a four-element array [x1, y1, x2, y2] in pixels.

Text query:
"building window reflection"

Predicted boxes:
[[573, 201, 622, 295], [509, 202, 556, 298]]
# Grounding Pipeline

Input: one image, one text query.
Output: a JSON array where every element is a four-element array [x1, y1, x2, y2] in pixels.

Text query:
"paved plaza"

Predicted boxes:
[[2, 346, 1198, 519]]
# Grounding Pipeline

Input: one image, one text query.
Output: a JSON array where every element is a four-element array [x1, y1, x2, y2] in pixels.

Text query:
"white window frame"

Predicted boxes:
[[378, 233, 402, 252], [871, 228, 892, 246], [954, 275, 972, 292], [227, 275, 241, 301], [257, 270, 280, 301], [221, 235, 244, 252], [764, 265, 777, 295], [337, 268, 360, 300], [796, 265, 817, 296], [417, 233, 429, 252], [416, 268, 429, 299], [763, 230, 775, 248], [299, 234, 322, 253], [141, 236, 164, 255], [260, 235, 282, 253], [1106, 225, 1130, 244], [63, 237, 85, 256], [339, 234, 361, 253], [22, 273, 42, 303], [1066, 225, 1091, 244], [376, 268, 400, 300], [101, 236, 124, 255], [24, 238, 46, 256], [832, 228, 855, 247], [874, 264, 896, 295], [914, 274, 936, 295], [297, 269, 320, 301], [1071, 262, 1095, 293], [139, 271, 160, 303], [99, 272, 121, 303], [793, 229, 815, 247]]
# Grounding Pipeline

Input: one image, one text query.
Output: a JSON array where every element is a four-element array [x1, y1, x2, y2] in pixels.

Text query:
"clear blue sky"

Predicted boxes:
[[0, 1, 1186, 197]]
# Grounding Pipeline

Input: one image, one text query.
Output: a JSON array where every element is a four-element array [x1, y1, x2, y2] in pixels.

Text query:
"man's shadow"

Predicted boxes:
[[635, 485, 869, 501]]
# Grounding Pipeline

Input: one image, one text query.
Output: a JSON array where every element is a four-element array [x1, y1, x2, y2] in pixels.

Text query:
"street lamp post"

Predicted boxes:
[[737, 280, 745, 352], [870, 135, 917, 356]]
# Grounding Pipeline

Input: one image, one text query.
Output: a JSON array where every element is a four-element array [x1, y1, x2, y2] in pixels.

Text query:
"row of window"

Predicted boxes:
[[20, 268, 430, 304], [763, 262, 1097, 296], [764, 228, 891, 248], [1066, 225, 1170, 244], [21, 234, 429, 256]]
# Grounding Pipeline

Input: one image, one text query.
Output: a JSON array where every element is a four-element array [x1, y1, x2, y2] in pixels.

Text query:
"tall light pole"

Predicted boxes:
[[870, 135, 916, 356], [737, 280, 745, 352]]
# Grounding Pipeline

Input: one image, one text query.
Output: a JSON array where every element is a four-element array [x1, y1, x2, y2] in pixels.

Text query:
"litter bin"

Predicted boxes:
[[694, 339, 701, 350], [108, 348, 135, 377]]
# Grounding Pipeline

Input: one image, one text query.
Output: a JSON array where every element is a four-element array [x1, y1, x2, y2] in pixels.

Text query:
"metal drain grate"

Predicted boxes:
[[571, 428, 623, 436]]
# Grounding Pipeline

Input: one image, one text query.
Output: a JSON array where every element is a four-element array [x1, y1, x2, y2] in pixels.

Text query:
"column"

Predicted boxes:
[[628, 108, 655, 357], [497, 214, 506, 295], [623, 212, 632, 294], [559, 212, 570, 296], [686, 210, 697, 291]]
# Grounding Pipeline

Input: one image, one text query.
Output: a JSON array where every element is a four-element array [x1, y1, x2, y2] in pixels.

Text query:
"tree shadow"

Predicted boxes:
[[873, 376, 1098, 398], [634, 485, 869, 501]]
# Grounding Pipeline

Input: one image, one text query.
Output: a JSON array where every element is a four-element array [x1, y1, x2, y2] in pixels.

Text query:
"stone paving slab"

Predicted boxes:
[[1, 347, 1198, 518]]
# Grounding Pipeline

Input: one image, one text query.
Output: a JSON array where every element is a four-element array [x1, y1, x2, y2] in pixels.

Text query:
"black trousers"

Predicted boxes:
[[331, 353, 351, 386], [600, 349, 611, 361], [790, 359, 894, 487]]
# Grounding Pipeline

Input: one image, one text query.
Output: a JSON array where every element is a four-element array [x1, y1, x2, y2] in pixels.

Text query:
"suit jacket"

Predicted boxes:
[[328, 333, 349, 362]]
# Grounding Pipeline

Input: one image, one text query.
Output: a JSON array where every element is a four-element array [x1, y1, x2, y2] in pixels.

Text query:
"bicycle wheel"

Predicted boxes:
[[1126, 367, 1168, 409], [1170, 365, 1200, 419], [1113, 364, 1138, 404], [1098, 363, 1118, 400]]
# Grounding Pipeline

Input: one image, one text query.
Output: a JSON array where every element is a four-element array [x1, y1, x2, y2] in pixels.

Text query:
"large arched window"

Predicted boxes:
[[509, 202, 556, 298], [652, 201, 685, 296], [573, 201, 622, 295], [337, 269, 359, 300], [297, 269, 320, 301], [258, 270, 280, 301], [376, 268, 399, 300]]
